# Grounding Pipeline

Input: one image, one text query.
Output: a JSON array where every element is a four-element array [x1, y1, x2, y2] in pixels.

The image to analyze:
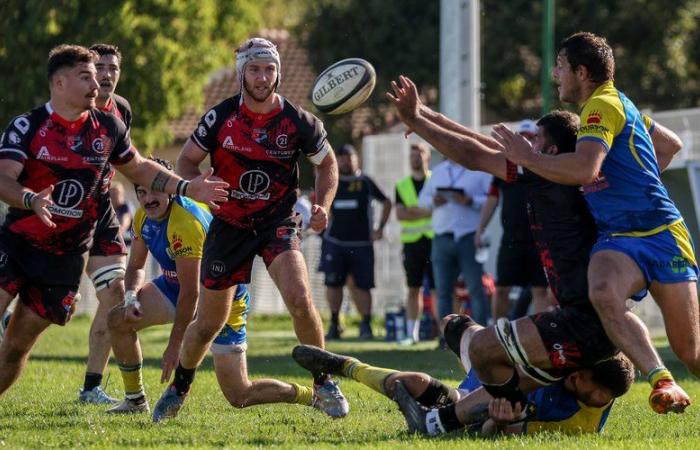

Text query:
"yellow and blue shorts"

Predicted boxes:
[[592, 220, 698, 300], [152, 275, 250, 353]]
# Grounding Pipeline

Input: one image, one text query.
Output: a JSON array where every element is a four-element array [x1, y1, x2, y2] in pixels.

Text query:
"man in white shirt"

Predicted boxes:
[[418, 159, 492, 327]]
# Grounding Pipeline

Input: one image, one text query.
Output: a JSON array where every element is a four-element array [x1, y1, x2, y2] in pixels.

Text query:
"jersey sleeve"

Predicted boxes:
[[131, 208, 146, 240], [297, 109, 331, 165], [114, 94, 133, 130], [577, 96, 626, 152], [167, 203, 207, 259], [642, 113, 655, 135], [108, 117, 136, 165], [0, 115, 34, 163], [190, 101, 229, 152], [367, 177, 388, 201]]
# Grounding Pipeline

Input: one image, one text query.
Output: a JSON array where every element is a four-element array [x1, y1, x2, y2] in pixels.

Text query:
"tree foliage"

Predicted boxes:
[[0, 0, 262, 152]]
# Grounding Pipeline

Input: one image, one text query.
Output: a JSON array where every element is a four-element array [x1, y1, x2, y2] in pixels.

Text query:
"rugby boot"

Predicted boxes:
[[325, 322, 343, 340], [292, 344, 347, 377], [312, 378, 349, 418], [393, 381, 429, 434], [152, 385, 188, 422], [107, 396, 150, 414], [78, 386, 118, 405], [649, 379, 691, 414]]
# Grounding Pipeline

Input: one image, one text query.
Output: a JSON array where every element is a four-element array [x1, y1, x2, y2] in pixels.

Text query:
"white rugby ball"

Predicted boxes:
[[311, 58, 376, 115]]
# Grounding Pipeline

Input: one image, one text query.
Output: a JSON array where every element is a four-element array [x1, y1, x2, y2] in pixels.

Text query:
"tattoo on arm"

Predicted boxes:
[[151, 171, 171, 192]]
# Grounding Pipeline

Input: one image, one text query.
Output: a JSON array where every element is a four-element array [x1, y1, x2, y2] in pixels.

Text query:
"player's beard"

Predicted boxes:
[[244, 79, 274, 103]]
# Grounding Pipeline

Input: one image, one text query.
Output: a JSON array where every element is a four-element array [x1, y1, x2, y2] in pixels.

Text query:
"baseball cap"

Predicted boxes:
[[336, 144, 357, 156]]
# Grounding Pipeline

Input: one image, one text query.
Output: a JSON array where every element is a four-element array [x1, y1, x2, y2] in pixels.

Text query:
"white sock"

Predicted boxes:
[[425, 409, 446, 436], [407, 320, 419, 341]]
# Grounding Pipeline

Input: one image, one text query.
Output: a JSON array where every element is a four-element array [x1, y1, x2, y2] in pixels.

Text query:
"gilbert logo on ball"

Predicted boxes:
[[311, 58, 376, 115]]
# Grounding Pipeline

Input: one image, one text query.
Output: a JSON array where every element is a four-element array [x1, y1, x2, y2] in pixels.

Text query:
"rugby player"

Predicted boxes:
[[0, 45, 228, 400], [293, 344, 634, 435], [151, 37, 346, 422], [74, 43, 133, 404], [385, 76, 682, 433], [107, 157, 316, 413], [491, 32, 697, 414]]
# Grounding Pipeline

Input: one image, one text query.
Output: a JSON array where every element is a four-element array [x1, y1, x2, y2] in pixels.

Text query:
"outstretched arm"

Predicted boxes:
[[386, 76, 508, 180]]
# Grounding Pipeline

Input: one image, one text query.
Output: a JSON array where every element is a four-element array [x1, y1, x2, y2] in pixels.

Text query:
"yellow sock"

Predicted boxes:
[[341, 359, 397, 395], [119, 362, 144, 399], [648, 366, 674, 387], [291, 383, 313, 405]]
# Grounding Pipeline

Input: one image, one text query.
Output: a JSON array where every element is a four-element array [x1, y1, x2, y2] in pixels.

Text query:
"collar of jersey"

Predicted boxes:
[[98, 96, 115, 113], [45, 102, 89, 131], [239, 96, 283, 122], [580, 80, 615, 111]]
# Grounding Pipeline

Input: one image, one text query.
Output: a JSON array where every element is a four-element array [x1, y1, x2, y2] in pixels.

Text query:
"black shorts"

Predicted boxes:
[[89, 195, 127, 257], [530, 303, 617, 378], [201, 215, 302, 290], [0, 230, 85, 325], [496, 239, 548, 287], [402, 236, 435, 288], [318, 239, 375, 290]]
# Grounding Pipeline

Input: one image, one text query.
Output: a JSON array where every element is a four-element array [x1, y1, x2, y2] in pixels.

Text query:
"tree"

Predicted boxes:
[[0, 0, 263, 152]]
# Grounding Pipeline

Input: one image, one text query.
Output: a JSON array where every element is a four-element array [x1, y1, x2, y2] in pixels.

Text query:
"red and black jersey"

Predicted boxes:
[[97, 93, 133, 193], [505, 160, 597, 307], [191, 94, 330, 229], [0, 102, 136, 254]]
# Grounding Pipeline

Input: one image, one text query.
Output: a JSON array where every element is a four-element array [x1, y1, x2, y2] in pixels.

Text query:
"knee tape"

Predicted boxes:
[[444, 315, 477, 357], [494, 318, 559, 385], [90, 264, 126, 292], [481, 368, 527, 408]]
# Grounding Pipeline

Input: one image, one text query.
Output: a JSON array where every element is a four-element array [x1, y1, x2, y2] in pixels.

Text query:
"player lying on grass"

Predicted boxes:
[[386, 74, 685, 421], [293, 344, 633, 435], [107, 157, 317, 414]]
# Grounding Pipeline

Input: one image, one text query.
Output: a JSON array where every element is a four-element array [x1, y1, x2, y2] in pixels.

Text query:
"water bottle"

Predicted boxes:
[[395, 309, 406, 342], [475, 236, 490, 264], [385, 311, 396, 341]]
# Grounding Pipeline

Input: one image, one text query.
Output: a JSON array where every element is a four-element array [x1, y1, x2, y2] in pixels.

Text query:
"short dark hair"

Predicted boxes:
[[89, 43, 122, 64], [536, 110, 579, 154], [590, 353, 635, 398], [558, 32, 615, 83], [47, 44, 98, 80]]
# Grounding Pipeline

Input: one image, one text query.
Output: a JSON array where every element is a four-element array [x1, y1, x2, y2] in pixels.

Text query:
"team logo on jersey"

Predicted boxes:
[[276, 134, 288, 148], [210, 260, 226, 277], [37, 146, 68, 162], [7, 132, 20, 144], [252, 128, 268, 144], [13, 116, 30, 135], [48, 179, 84, 218], [69, 136, 83, 152], [222, 135, 251, 153], [586, 111, 602, 124], [231, 170, 271, 201], [204, 109, 217, 127], [91, 137, 111, 154]]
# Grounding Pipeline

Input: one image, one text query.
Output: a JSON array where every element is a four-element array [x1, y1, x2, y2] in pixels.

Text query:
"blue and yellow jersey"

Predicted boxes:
[[458, 370, 612, 434], [577, 81, 681, 234], [132, 196, 212, 285]]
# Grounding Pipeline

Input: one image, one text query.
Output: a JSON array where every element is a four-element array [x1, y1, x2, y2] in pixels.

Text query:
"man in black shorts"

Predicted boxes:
[[395, 142, 434, 343], [154, 37, 347, 422], [386, 75, 681, 434], [475, 120, 550, 320], [0, 45, 228, 401], [320, 144, 391, 340]]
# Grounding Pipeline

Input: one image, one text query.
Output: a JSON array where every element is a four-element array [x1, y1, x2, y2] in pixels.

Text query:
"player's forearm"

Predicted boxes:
[[650, 123, 683, 172], [121, 156, 188, 196], [0, 175, 36, 210], [314, 157, 338, 211], [396, 205, 431, 220], [169, 291, 198, 348], [124, 268, 145, 293], [421, 105, 500, 148], [477, 196, 498, 232], [176, 150, 204, 180], [408, 115, 508, 180], [377, 200, 392, 230], [520, 151, 596, 185]]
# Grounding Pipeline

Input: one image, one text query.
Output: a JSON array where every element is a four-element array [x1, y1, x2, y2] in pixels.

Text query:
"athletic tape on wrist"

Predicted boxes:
[[176, 179, 190, 197], [124, 290, 139, 307], [23, 191, 36, 209]]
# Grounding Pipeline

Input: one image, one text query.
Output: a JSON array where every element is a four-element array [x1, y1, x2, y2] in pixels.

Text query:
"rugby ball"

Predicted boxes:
[[311, 58, 376, 115]]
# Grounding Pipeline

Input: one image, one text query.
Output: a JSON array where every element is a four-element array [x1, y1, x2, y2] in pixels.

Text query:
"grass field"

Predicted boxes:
[[1, 314, 700, 449]]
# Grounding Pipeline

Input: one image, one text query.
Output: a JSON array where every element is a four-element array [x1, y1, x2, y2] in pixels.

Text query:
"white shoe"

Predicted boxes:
[[313, 379, 349, 418], [107, 396, 150, 414], [79, 386, 118, 405]]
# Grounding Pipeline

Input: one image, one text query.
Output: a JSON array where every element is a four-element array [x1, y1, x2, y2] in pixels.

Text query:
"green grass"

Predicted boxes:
[[1, 315, 700, 449]]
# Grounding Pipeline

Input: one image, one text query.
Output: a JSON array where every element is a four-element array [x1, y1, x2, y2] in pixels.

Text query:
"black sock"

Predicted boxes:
[[331, 313, 340, 325], [416, 378, 458, 407], [437, 403, 463, 432], [314, 373, 330, 386], [83, 372, 102, 391], [361, 314, 371, 325], [173, 364, 196, 396]]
